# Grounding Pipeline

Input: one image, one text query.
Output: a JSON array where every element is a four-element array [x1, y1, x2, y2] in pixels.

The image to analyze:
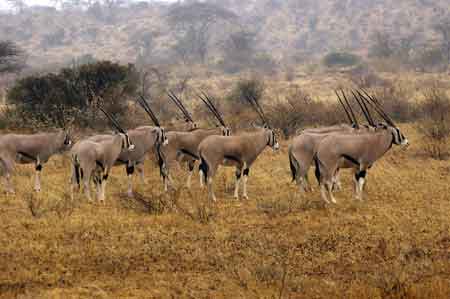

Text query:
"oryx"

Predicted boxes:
[[87, 96, 168, 197], [314, 91, 409, 203], [289, 89, 376, 192], [0, 129, 72, 193], [198, 95, 279, 201], [160, 91, 231, 191], [70, 107, 135, 202]]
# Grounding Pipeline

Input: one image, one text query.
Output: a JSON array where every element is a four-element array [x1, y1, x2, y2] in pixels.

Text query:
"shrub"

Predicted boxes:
[[7, 61, 138, 128], [226, 78, 265, 106], [417, 87, 450, 159], [323, 52, 361, 68]]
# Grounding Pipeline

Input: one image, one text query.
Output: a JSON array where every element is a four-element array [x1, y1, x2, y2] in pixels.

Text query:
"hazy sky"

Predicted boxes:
[[0, 0, 175, 10]]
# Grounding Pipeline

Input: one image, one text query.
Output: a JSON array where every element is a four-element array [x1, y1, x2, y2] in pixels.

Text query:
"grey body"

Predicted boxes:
[[289, 125, 375, 192], [160, 126, 230, 191], [70, 133, 134, 202], [198, 128, 279, 201], [315, 126, 408, 203], [0, 130, 72, 193], [88, 126, 167, 196]]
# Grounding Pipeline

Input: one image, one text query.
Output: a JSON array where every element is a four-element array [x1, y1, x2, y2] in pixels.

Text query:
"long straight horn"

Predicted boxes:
[[200, 91, 227, 127], [335, 90, 354, 125], [98, 106, 126, 134], [359, 89, 395, 126], [351, 90, 374, 126], [355, 90, 376, 126], [246, 94, 268, 126], [168, 90, 194, 123], [137, 95, 161, 127], [340, 89, 359, 129]]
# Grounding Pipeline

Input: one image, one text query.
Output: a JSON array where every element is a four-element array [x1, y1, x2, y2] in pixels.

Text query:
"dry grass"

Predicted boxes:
[[0, 125, 450, 298]]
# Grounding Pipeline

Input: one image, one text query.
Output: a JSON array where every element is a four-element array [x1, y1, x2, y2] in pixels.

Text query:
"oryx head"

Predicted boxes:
[[156, 127, 169, 146], [120, 132, 135, 151], [265, 124, 279, 151]]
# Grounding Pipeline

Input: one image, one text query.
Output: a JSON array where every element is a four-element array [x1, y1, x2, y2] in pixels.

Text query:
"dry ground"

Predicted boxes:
[[0, 125, 449, 298]]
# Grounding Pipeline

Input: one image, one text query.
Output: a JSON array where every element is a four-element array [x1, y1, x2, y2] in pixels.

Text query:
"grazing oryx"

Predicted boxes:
[[160, 91, 231, 191], [198, 95, 279, 201], [0, 129, 72, 193], [314, 91, 409, 204], [289, 89, 376, 192], [70, 107, 135, 202], [88, 96, 168, 197]]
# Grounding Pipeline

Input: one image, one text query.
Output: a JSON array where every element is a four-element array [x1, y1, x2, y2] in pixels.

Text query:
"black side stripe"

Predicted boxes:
[[342, 154, 359, 166], [18, 151, 36, 161], [224, 155, 241, 164], [179, 149, 199, 160]]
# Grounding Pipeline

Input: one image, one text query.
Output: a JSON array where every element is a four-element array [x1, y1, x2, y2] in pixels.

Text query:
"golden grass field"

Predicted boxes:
[[0, 124, 450, 298]]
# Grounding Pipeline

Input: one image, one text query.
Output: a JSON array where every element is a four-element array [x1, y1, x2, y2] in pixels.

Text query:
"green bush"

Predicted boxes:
[[8, 60, 138, 128], [323, 52, 361, 68]]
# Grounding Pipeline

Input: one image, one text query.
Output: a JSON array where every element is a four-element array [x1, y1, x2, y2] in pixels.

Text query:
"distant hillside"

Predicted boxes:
[[0, 0, 449, 69]]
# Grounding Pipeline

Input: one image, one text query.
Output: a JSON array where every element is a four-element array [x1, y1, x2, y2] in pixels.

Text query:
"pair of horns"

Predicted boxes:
[[167, 90, 194, 123], [90, 88, 127, 134], [137, 95, 161, 127], [197, 91, 227, 127], [335, 89, 360, 129], [358, 89, 396, 127], [244, 93, 270, 128]]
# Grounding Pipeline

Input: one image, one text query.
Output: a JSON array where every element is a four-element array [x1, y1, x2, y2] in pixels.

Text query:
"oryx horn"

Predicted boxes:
[[335, 90, 354, 125], [339, 89, 359, 129], [98, 106, 126, 134], [137, 95, 161, 127], [167, 90, 194, 123], [198, 91, 227, 127]]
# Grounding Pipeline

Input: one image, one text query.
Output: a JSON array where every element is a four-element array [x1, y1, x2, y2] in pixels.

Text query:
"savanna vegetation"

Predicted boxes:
[[1, 0, 450, 298]]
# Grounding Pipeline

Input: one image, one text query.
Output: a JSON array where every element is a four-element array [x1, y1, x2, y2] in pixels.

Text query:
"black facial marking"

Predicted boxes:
[[35, 164, 42, 171], [188, 161, 195, 172], [236, 170, 242, 179], [243, 168, 250, 176]]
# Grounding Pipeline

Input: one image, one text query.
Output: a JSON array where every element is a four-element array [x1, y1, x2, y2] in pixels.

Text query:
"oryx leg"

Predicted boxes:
[[204, 162, 218, 202], [126, 162, 135, 198], [0, 158, 15, 194], [136, 163, 145, 184], [234, 166, 243, 199], [84, 172, 93, 202], [99, 170, 109, 203], [34, 162, 42, 192], [242, 167, 250, 200], [186, 160, 195, 188], [354, 170, 367, 201], [332, 169, 342, 191]]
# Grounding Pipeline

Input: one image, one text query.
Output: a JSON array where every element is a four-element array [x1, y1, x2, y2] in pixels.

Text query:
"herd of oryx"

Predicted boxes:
[[0, 88, 408, 204]]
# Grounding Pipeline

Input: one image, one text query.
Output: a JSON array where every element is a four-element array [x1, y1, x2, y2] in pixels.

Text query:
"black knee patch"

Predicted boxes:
[[35, 164, 42, 171], [243, 168, 250, 176], [103, 174, 109, 180], [126, 165, 135, 175], [188, 162, 195, 172], [355, 170, 367, 180]]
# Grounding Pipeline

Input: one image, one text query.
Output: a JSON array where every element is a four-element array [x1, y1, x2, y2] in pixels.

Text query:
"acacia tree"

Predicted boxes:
[[167, 2, 237, 64], [0, 41, 24, 74]]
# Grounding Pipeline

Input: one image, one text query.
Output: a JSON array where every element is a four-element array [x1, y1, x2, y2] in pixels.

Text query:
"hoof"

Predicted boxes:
[[127, 191, 134, 198]]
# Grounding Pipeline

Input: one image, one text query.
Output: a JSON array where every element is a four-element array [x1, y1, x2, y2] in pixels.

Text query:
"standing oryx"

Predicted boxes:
[[87, 96, 168, 197], [289, 90, 376, 192], [314, 91, 409, 204], [198, 95, 279, 201], [160, 91, 231, 191], [0, 129, 72, 193], [70, 107, 135, 202]]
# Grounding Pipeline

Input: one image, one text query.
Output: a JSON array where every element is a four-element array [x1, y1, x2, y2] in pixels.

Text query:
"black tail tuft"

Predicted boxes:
[[74, 155, 82, 189], [313, 154, 321, 185], [288, 148, 297, 182], [199, 155, 209, 183]]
